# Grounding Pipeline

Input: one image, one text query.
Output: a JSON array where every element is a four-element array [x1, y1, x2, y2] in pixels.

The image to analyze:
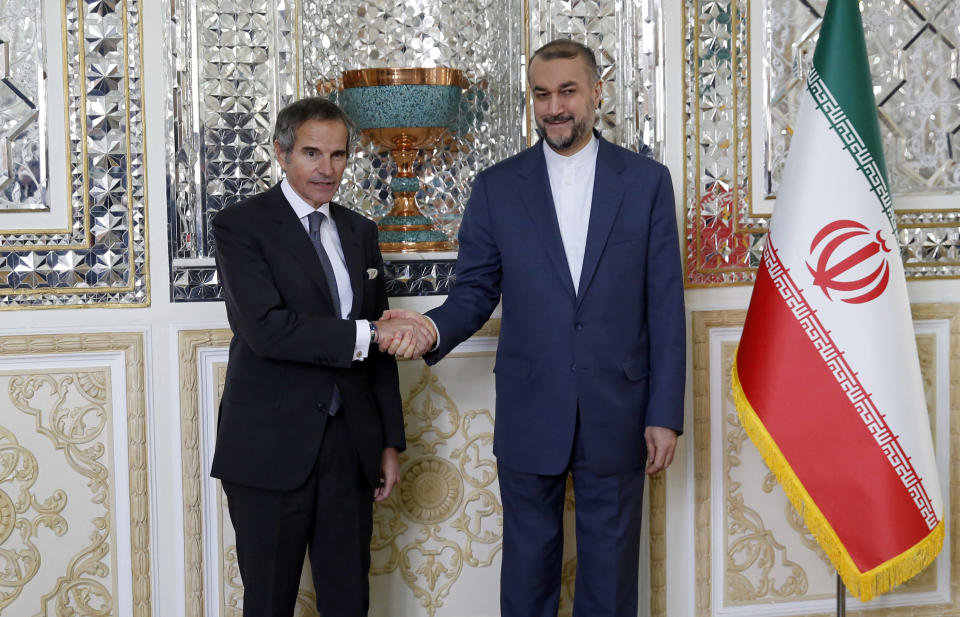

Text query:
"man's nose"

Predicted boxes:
[[546, 95, 561, 115], [315, 156, 333, 176]]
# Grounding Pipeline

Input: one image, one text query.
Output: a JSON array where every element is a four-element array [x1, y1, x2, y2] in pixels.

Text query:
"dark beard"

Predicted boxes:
[[535, 114, 589, 152]]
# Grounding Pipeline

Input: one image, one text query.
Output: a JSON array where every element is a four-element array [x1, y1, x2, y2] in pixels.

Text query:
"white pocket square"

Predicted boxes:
[[365, 268, 378, 280]]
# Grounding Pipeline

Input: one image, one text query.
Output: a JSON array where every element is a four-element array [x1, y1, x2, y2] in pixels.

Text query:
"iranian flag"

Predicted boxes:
[[731, 0, 943, 602]]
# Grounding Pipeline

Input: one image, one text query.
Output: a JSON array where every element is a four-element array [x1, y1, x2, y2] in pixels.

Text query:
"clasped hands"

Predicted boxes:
[[373, 309, 437, 360]]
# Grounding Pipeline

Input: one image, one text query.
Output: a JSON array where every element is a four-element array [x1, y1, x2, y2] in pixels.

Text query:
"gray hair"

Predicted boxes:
[[273, 97, 356, 156], [529, 39, 600, 80]]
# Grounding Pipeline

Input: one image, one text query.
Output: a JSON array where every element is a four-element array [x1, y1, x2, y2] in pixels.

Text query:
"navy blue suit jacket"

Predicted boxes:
[[425, 137, 685, 476]]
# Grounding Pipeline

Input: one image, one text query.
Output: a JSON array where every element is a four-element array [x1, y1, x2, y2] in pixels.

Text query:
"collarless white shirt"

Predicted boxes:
[[543, 135, 599, 293], [426, 135, 600, 352], [282, 178, 370, 361]]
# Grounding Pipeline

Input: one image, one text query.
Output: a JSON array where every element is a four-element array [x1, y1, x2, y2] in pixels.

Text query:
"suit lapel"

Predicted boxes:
[[577, 138, 626, 308], [330, 203, 364, 319], [518, 144, 577, 300], [267, 185, 340, 314]]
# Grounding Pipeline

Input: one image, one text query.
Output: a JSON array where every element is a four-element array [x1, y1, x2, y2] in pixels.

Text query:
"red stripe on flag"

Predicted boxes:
[[737, 253, 931, 572]]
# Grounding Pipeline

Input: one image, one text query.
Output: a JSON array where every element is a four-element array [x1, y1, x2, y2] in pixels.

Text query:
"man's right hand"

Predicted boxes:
[[375, 309, 437, 360]]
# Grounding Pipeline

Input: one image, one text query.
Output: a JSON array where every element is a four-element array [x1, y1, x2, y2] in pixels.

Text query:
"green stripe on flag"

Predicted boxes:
[[812, 0, 894, 228], [807, 68, 896, 231]]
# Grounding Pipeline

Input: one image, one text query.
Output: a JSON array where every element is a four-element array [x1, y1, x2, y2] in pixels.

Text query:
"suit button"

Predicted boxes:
[[570, 364, 576, 372], [575, 323, 583, 331], [317, 403, 327, 413]]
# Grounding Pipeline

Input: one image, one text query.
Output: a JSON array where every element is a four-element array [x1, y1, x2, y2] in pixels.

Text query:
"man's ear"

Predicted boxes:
[[273, 141, 288, 166]]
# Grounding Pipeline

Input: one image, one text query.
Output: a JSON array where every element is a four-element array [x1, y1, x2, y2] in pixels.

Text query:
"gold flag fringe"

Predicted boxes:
[[731, 346, 944, 602]]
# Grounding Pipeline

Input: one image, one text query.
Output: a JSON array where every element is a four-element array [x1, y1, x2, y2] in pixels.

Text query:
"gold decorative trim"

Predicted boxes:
[[472, 318, 500, 339], [649, 471, 666, 617], [693, 306, 960, 616], [398, 457, 464, 525], [0, 332, 151, 617], [0, 0, 149, 308], [178, 328, 232, 617], [0, 423, 66, 610], [342, 67, 469, 88], [693, 310, 746, 617]]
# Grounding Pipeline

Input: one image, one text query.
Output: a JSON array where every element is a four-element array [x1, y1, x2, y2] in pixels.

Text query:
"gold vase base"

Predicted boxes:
[[379, 240, 455, 253], [379, 224, 435, 232]]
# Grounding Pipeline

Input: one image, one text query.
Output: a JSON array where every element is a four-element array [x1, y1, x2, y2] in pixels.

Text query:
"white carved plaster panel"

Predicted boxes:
[[0, 336, 150, 617], [692, 307, 958, 617]]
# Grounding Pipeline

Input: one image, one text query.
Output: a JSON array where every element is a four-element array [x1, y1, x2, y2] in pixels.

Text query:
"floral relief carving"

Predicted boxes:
[[223, 546, 241, 615], [696, 314, 955, 616], [398, 525, 465, 613], [558, 554, 576, 617], [782, 499, 829, 568], [222, 547, 320, 617], [722, 345, 809, 604], [0, 333, 149, 617], [371, 365, 502, 616], [0, 425, 67, 611], [399, 457, 464, 525], [10, 374, 110, 503], [5, 369, 114, 616], [195, 334, 666, 616]]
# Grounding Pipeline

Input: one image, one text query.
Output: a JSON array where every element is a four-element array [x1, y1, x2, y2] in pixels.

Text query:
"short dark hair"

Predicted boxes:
[[273, 97, 356, 156], [528, 39, 600, 80]]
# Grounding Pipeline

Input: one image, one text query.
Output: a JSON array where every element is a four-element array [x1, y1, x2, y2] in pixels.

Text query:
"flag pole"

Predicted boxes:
[[836, 573, 846, 617]]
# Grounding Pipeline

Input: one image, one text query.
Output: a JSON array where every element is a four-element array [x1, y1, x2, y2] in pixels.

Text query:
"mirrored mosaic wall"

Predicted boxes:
[[168, 0, 664, 301], [765, 0, 960, 197], [527, 0, 664, 156], [304, 0, 524, 240], [684, 0, 960, 287], [0, 1, 48, 211], [0, 0, 147, 307]]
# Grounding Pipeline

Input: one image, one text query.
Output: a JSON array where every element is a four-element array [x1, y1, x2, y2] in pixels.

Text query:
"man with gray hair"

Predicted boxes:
[[211, 96, 423, 616]]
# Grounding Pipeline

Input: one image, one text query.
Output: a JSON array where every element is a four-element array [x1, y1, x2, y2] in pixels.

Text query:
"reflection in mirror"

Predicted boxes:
[[0, 0, 47, 211]]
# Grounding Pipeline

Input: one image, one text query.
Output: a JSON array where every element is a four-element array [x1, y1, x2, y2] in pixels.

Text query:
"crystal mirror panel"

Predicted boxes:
[[302, 0, 524, 241], [0, 0, 147, 308], [527, 0, 664, 158], [685, 0, 960, 287], [0, 0, 48, 211], [168, 0, 664, 301], [764, 0, 960, 197], [168, 0, 299, 275]]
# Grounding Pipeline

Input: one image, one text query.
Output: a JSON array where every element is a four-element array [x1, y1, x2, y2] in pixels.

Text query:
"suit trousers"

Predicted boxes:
[[221, 411, 374, 617], [498, 409, 646, 617]]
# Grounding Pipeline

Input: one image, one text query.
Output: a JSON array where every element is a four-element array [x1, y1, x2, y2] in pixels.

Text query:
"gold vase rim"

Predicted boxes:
[[342, 67, 469, 89]]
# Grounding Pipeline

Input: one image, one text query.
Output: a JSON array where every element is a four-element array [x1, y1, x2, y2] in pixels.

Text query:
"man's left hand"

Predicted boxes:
[[644, 426, 678, 475], [374, 447, 399, 502]]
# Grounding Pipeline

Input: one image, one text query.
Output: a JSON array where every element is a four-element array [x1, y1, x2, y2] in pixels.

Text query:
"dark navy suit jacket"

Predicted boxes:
[[425, 137, 685, 476]]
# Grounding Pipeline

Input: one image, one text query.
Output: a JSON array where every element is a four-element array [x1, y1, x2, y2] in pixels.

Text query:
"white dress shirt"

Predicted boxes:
[[543, 135, 599, 292], [428, 135, 601, 351], [282, 179, 371, 361]]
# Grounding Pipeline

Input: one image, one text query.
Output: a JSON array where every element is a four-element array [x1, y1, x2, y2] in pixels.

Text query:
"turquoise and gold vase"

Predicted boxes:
[[338, 67, 468, 252]]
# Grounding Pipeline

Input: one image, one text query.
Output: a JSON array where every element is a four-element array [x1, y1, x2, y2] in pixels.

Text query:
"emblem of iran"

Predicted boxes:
[[806, 219, 892, 304]]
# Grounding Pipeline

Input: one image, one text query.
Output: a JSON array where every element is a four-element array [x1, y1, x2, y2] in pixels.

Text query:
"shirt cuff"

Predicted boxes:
[[424, 315, 440, 352], [353, 319, 371, 361]]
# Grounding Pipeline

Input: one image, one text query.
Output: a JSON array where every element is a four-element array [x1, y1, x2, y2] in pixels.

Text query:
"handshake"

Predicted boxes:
[[372, 309, 437, 360]]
